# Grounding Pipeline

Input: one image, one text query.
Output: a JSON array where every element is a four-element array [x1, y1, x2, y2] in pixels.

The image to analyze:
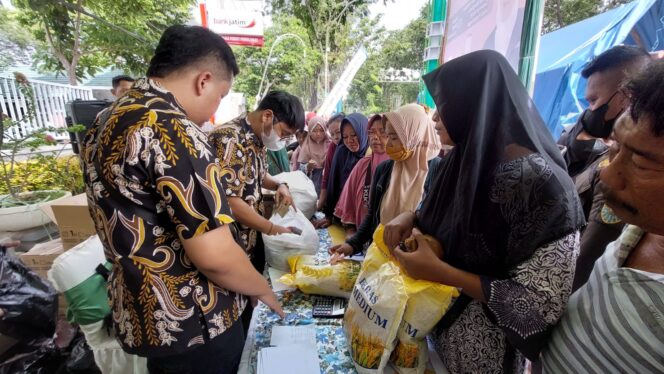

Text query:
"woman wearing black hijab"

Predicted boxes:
[[384, 50, 585, 373]]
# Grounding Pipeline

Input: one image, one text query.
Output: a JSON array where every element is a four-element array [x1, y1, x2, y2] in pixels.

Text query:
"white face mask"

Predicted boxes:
[[261, 122, 286, 151]]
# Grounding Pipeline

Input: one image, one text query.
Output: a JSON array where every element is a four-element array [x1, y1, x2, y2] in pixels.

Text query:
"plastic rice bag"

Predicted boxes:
[[279, 255, 362, 298], [344, 225, 459, 374]]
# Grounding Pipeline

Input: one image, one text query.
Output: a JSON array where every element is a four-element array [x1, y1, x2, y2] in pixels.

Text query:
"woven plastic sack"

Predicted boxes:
[[377, 233, 459, 374], [344, 225, 459, 374], [48, 236, 148, 374], [344, 227, 407, 373], [279, 255, 362, 298]]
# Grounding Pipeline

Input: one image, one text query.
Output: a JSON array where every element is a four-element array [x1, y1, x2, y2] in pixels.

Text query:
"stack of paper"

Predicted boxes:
[[257, 345, 319, 374], [257, 325, 319, 374], [270, 325, 317, 347]]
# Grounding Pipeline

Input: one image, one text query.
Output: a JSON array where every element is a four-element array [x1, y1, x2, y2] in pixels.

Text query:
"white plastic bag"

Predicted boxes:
[[262, 207, 319, 271], [273, 171, 318, 219]]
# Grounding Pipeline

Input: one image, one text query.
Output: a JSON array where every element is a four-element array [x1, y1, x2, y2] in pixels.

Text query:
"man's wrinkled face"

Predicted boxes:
[[600, 113, 664, 235]]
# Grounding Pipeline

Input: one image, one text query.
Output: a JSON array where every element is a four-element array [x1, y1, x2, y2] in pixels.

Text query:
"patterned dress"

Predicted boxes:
[[433, 154, 580, 373], [81, 78, 246, 357], [208, 115, 267, 258]]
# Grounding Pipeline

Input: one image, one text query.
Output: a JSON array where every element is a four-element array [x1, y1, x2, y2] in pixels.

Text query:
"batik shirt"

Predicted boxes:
[[81, 78, 246, 357], [209, 115, 266, 257]]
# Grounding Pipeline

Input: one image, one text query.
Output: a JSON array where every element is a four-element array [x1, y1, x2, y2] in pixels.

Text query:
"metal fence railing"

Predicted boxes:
[[0, 76, 94, 141]]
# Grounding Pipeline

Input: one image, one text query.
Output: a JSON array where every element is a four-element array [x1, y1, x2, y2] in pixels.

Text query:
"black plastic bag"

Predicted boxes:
[[0, 327, 100, 374], [0, 248, 58, 344], [65, 335, 100, 374], [0, 339, 66, 374]]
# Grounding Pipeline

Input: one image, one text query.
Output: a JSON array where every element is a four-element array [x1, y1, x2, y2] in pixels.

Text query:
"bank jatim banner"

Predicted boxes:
[[200, 1, 265, 47]]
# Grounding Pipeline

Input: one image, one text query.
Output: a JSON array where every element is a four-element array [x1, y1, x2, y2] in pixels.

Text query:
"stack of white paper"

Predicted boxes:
[[257, 325, 320, 374], [270, 325, 317, 347], [257, 345, 319, 374]]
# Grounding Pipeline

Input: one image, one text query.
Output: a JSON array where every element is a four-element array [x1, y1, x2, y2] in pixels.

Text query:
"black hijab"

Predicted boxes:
[[420, 50, 584, 276]]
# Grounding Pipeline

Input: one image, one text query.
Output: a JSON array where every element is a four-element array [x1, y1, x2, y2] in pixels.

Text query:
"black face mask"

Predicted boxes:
[[580, 91, 622, 139]]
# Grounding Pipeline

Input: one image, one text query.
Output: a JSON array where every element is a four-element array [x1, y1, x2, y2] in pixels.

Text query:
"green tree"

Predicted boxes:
[[232, 16, 321, 110], [380, 1, 430, 72], [270, 0, 384, 101], [543, 0, 632, 34], [347, 2, 429, 113], [344, 15, 388, 114], [14, 0, 195, 85], [0, 8, 36, 71]]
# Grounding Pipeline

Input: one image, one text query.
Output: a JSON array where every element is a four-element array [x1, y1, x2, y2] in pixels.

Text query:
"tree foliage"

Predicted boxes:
[[13, 0, 195, 85], [347, 2, 429, 113], [543, 0, 632, 34], [232, 16, 321, 110], [269, 0, 382, 106], [0, 8, 36, 71]]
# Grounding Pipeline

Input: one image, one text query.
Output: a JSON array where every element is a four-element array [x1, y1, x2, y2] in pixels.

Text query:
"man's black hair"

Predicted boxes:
[[257, 91, 305, 131], [581, 45, 651, 79], [327, 113, 345, 126], [111, 75, 134, 89], [626, 59, 664, 136], [147, 25, 239, 79]]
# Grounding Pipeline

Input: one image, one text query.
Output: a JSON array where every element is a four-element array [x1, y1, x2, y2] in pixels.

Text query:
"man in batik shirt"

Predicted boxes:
[[82, 25, 283, 373], [209, 91, 305, 273]]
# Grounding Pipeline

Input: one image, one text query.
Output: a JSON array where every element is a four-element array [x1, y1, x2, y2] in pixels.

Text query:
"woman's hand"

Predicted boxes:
[[313, 217, 331, 229], [306, 160, 317, 173], [383, 212, 416, 250], [329, 243, 354, 256], [392, 229, 445, 282]]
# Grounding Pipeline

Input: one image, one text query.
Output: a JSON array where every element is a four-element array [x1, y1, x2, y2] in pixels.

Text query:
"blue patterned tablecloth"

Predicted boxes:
[[237, 229, 359, 374]]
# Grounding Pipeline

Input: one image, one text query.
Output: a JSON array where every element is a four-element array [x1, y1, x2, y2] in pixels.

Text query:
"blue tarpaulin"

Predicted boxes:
[[533, 0, 664, 139]]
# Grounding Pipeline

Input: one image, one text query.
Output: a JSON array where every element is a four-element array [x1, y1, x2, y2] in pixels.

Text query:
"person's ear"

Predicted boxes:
[[262, 109, 274, 124], [110, 88, 115, 97], [618, 92, 630, 111], [195, 71, 213, 96]]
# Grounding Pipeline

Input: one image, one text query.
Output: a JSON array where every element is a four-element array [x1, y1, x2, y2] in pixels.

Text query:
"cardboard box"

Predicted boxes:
[[19, 238, 64, 279], [19, 238, 68, 318], [41, 193, 96, 250]]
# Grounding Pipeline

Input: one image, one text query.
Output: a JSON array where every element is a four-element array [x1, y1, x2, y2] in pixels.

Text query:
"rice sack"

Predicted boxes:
[[279, 255, 362, 298], [345, 225, 459, 374], [344, 228, 408, 373]]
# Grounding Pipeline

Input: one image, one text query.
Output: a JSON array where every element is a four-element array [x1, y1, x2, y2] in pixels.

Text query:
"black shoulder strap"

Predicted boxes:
[[91, 106, 158, 224]]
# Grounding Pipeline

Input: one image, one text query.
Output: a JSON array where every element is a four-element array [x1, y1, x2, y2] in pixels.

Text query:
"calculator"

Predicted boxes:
[[312, 296, 346, 318]]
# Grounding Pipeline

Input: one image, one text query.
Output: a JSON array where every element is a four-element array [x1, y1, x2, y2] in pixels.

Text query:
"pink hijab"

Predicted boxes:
[[297, 116, 330, 168], [380, 104, 440, 223], [333, 115, 389, 226]]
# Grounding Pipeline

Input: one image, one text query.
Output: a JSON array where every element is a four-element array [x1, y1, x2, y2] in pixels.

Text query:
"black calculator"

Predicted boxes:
[[312, 296, 346, 318]]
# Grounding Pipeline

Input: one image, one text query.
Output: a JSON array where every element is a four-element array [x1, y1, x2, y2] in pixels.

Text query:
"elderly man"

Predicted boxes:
[[542, 60, 664, 373]]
